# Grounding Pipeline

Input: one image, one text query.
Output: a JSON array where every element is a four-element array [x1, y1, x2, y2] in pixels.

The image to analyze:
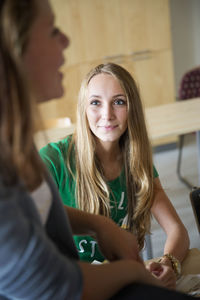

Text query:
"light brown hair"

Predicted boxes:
[[0, 0, 44, 189], [68, 63, 154, 249]]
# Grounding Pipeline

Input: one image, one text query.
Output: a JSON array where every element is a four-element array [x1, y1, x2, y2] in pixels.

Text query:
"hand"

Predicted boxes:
[[94, 216, 142, 263], [146, 261, 176, 289], [78, 259, 164, 300]]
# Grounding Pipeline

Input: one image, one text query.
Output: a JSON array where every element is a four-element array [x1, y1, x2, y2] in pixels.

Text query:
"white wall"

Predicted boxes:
[[170, 0, 200, 95]]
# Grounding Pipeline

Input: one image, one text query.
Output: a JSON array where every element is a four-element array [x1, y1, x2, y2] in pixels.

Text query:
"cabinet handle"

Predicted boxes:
[[132, 55, 152, 61], [103, 50, 153, 63], [103, 54, 124, 61], [131, 50, 153, 61], [131, 50, 152, 56]]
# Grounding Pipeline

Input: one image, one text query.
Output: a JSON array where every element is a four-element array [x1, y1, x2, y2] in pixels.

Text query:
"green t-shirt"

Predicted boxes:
[[40, 135, 158, 263]]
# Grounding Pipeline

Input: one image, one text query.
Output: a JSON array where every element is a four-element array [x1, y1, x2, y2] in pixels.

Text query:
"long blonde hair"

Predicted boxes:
[[68, 63, 154, 249], [0, 0, 44, 189]]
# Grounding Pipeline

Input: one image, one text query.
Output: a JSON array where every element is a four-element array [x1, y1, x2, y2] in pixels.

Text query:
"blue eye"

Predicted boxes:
[[90, 100, 100, 106], [114, 99, 126, 105]]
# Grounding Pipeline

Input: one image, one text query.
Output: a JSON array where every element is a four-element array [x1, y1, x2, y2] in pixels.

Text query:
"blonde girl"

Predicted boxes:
[[41, 63, 189, 289]]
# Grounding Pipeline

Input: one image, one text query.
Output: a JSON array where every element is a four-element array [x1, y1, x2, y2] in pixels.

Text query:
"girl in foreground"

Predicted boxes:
[[0, 0, 191, 299]]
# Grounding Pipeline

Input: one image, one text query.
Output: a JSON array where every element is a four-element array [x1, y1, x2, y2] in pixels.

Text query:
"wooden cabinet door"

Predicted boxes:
[[119, 0, 171, 54], [145, 0, 171, 51], [133, 50, 175, 107], [51, 0, 171, 65], [51, 0, 122, 65], [120, 50, 175, 108]]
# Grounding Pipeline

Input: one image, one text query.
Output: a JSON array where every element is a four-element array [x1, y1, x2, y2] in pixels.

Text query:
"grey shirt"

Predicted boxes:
[[0, 175, 82, 300]]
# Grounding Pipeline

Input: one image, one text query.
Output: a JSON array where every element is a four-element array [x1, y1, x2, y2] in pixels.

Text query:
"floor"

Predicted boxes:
[[149, 133, 200, 258]]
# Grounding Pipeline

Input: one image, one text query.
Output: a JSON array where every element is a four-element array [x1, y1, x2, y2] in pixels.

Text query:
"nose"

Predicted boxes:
[[102, 104, 114, 120], [59, 30, 70, 49]]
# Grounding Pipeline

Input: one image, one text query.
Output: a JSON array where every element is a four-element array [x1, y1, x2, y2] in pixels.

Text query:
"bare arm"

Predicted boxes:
[[65, 205, 142, 262], [147, 177, 189, 288], [64, 205, 100, 236], [78, 259, 163, 300], [151, 177, 189, 261]]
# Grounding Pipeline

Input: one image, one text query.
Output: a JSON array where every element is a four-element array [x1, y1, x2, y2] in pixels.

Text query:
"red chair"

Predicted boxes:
[[177, 67, 200, 189]]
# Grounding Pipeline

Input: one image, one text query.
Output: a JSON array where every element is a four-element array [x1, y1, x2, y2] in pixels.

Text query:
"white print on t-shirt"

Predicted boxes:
[[78, 192, 125, 258], [118, 192, 125, 209], [78, 239, 98, 257], [110, 192, 125, 210], [118, 218, 124, 226]]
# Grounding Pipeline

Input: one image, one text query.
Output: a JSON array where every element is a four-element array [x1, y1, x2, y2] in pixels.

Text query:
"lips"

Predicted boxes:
[[98, 125, 118, 130], [58, 58, 65, 71], [98, 124, 117, 127], [58, 59, 65, 78], [105, 125, 117, 129]]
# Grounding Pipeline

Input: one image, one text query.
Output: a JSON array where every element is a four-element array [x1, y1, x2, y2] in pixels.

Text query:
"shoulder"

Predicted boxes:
[[0, 177, 20, 201], [0, 177, 82, 298], [40, 135, 73, 162], [0, 177, 41, 240]]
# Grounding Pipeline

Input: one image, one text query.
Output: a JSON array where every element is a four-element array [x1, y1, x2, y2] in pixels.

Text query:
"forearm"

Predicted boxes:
[[78, 260, 162, 300], [152, 178, 190, 262], [65, 205, 143, 262], [163, 224, 189, 262], [65, 205, 109, 236]]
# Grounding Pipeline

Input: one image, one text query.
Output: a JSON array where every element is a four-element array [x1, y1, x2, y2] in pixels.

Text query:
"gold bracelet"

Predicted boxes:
[[161, 253, 181, 278]]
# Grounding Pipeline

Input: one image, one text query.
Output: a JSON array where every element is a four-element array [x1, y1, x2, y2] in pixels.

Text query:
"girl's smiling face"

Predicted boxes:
[[86, 73, 128, 144], [23, 0, 69, 102]]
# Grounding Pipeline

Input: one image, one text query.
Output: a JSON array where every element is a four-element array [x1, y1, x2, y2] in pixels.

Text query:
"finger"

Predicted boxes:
[[154, 272, 176, 290], [164, 278, 176, 290], [151, 269, 163, 277], [147, 262, 163, 272], [159, 272, 176, 288]]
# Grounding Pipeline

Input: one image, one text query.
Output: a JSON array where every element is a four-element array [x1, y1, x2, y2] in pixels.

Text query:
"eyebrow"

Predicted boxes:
[[113, 94, 126, 98], [89, 94, 125, 99], [89, 95, 101, 99]]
